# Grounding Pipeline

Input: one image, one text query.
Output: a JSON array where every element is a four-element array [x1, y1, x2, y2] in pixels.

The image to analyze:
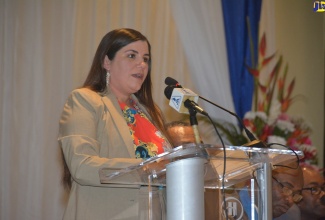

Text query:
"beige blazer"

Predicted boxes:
[[58, 88, 169, 220]]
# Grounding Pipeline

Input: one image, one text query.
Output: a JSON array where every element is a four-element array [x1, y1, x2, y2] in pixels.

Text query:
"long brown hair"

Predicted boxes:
[[62, 28, 170, 190]]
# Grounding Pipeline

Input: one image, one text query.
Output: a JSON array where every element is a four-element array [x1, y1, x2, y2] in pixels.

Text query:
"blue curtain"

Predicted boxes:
[[221, 0, 262, 119]]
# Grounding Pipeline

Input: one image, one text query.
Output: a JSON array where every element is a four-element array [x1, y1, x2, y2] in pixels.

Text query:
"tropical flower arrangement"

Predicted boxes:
[[243, 33, 319, 168], [243, 111, 318, 167], [213, 33, 319, 169], [202, 35, 321, 220]]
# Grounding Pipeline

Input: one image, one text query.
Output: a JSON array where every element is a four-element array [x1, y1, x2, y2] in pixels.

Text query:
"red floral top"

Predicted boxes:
[[119, 100, 165, 159]]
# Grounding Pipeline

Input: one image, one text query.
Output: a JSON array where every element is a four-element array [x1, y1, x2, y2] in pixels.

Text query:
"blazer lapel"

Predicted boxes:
[[101, 92, 135, 158]]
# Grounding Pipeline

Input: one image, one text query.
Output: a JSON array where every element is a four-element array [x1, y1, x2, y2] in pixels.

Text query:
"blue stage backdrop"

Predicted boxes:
[[221, 0, 262, 119]]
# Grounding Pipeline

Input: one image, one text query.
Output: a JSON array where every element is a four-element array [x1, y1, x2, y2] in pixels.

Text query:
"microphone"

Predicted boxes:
[[165, 77, 181, 87], [164, 85, 208, 116], [164, 77, 265, 146], [164, 85, 208, 144]]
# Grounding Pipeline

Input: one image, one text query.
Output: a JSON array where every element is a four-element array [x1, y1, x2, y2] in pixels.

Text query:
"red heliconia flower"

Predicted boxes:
[[243, 119, 255, 130], [259, 33, 266, 57], [278, 77, 284, 89], [260, 125, 273, 141], [262, 54, 276, 67], [281, 99, 292, 113], [280, 77, 295, 112], [267, 56, 282, 84], [286, 79, 295, 100], [247, 66, 260, 78], [258, 82, 267, 94]]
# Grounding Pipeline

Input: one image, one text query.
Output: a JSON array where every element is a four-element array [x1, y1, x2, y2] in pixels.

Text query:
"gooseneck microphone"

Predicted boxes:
[[164, 85, 208, 116], [165, 77, 181, 87], [164, 85, 207, 144], [164, 77, 266, 147]]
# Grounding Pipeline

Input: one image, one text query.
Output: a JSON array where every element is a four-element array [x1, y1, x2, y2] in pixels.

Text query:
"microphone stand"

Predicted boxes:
[[188, 108, 201, 144]]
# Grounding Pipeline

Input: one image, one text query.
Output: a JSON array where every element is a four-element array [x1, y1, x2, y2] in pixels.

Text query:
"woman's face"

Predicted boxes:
[[103, 40, 150, 100]]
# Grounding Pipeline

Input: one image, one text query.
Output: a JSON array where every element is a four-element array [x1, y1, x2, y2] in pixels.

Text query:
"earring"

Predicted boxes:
[[106, 71, 110, 87]]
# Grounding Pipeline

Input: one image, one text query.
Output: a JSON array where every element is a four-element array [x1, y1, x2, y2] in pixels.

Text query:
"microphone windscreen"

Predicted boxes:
[[165, 77, 178, 86], [164, 85, 174, 99]]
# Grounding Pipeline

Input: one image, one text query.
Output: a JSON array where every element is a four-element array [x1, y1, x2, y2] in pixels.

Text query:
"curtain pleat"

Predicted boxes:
[[221, 0, 262, 119], [169, 0, 236, 124]]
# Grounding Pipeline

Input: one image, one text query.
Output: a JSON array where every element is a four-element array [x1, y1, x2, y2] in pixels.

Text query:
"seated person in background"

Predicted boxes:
[[239, 162, 303, 220], [165, 121, 198, 147], [298, 164, 325, 220], [272, 164, 304, 220]]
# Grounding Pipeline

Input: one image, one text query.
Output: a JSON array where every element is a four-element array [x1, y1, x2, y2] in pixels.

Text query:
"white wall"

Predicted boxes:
[[274, 0, 324, 167]]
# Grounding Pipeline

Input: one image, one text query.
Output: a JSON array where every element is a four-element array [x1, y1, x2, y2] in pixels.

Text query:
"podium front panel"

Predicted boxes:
[[99, 144, 303, 220]]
